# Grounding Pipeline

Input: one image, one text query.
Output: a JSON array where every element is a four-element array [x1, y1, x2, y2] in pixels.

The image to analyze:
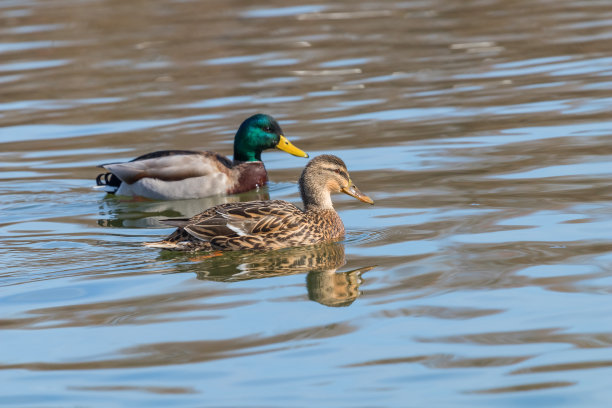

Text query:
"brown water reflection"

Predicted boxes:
[[171, 242, 373, 307], [0, 286, 253, 330], [69, 385, 198, 395], [471, 381, 575, 394], [418, 328, 612, 350], [2, 0, 612, 405], [97, 189, 271, 227], [0, 322, 358, 371]]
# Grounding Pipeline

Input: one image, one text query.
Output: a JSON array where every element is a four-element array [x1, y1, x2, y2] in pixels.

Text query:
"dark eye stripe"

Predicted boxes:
[[321, 167, 349, 180]]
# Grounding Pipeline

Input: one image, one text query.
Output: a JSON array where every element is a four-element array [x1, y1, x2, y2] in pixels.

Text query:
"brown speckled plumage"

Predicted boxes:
[[145, 154, 373, 251]]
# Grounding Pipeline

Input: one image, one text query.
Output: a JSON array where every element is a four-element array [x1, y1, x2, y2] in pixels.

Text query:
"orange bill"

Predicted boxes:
[[341, 183, 374, 205]]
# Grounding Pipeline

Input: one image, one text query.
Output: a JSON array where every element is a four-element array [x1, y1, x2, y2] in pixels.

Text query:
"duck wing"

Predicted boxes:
[[183, 200, 304, 246], [100, 151, 231, 184]]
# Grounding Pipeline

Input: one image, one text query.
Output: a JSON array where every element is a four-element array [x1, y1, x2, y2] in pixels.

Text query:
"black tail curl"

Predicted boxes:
[[96, 172, 121, 190]]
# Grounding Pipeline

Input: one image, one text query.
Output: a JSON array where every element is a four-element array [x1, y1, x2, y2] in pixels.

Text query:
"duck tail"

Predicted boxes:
[[143, 239, 209, 251], [143, 240, 181, 249], [95, 172, 121, 193], [160, 218, 191, 228]]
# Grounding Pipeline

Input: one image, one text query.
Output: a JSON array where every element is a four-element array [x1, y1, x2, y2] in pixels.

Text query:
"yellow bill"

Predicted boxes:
[[276, 135, 309, 158], [341, 183, 374, 205]]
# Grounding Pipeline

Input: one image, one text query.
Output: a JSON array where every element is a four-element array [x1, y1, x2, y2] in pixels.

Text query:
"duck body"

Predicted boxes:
[[145, 154, 374, 251], [101, 150, 268, 200], [152, 200, 345, 251], [96, 114, 307, 200]]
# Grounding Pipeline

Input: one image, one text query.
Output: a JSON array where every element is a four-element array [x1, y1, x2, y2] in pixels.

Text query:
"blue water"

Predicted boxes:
[[2, 0, 612, 407]]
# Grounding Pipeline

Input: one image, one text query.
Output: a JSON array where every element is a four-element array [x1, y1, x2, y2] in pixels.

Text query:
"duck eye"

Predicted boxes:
[[263, 126, 273, 133]]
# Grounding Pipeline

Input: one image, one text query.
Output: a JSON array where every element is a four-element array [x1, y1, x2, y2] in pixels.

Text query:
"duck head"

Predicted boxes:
[[233, 114, 308, 162], [299, 154, 374, 210]]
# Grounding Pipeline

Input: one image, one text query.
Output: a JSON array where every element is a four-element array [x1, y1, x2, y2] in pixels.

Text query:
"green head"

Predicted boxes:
[[233, 114, 309, 162]]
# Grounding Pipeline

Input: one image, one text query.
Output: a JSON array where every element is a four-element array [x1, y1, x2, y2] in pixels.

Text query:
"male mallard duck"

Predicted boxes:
[[145, 154, 374, 251], [96, 114, 308, 200]]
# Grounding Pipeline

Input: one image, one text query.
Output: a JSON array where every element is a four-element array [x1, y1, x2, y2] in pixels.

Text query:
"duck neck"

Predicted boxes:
[[233, 128, 263, 162], [299, 173, 334, 211], [233, 146, 261, 162]]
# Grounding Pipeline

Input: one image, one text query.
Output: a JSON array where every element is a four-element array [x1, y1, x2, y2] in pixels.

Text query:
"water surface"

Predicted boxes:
[[1, 0, 612, 406]]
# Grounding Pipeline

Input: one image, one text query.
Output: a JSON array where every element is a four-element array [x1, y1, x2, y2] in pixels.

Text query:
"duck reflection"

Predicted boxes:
[[306, 266, 368, 307], [97, 189, 270, 228], [168, 242, 374, 307]]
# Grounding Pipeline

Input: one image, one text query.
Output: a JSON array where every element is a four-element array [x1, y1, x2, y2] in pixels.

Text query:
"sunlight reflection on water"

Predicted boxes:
[[1, 0, 612, 406]]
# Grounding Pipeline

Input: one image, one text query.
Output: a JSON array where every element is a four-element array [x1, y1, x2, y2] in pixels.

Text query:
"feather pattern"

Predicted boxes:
[[102, 152, 229, 184], [100, 152, 267, 200], [145, 155, 374, 251], [95, 114, 308, 200]]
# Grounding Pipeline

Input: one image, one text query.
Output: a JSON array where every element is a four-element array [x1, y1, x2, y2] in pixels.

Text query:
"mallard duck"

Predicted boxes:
[[95, 114, 308, 200], [145, 154, 374, 251]]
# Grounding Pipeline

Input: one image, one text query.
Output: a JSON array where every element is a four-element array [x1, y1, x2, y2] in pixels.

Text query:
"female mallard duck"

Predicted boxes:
[[95, 114, 308, 200], [145, 155, 373, 251]]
